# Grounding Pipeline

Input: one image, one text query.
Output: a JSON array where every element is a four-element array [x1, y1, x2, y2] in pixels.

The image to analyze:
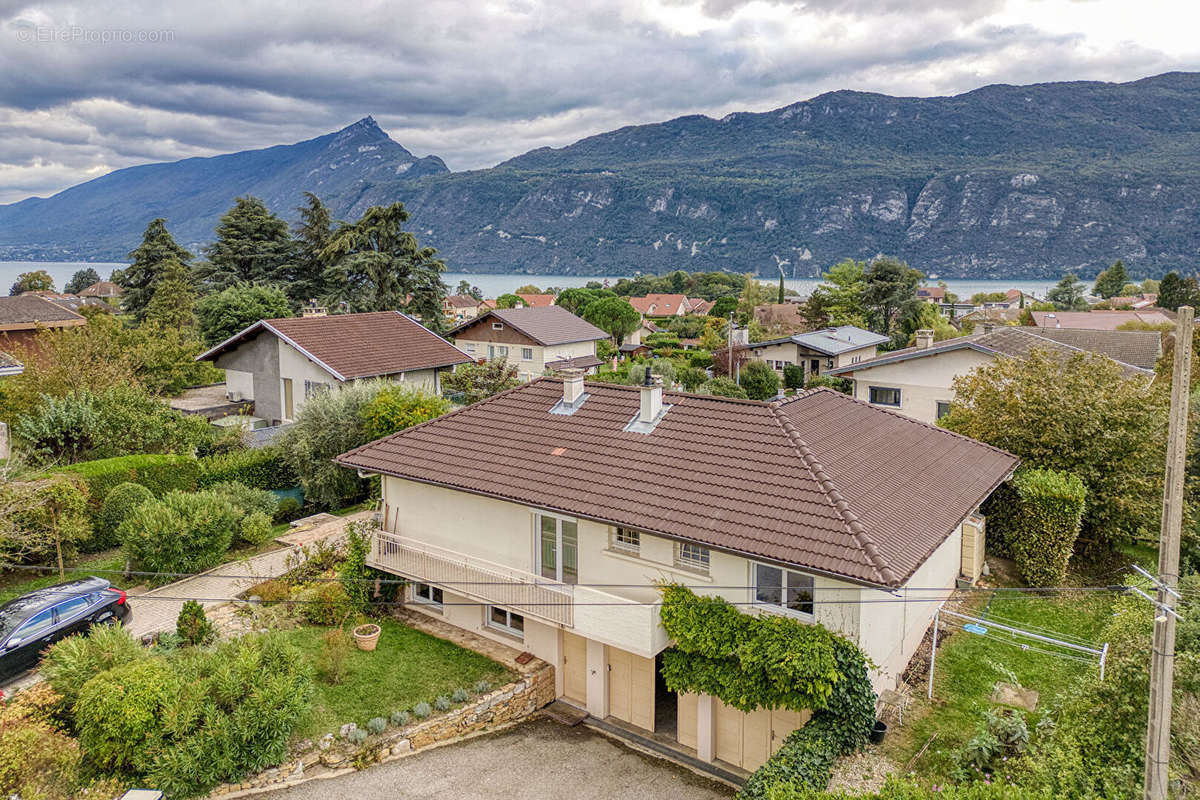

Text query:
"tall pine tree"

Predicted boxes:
[[144, 257, 196, 330], [195, 196, 295, 292], [122, 219, 193, 321], [1093, 260, 1129, 299], [290, 192, 335, 309]]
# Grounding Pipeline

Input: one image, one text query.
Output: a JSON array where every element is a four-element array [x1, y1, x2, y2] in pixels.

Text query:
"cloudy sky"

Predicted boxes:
[[0, 0, 1197, 203]]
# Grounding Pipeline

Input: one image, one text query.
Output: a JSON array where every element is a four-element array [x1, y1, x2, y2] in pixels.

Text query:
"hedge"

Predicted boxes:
[[198, 446, 297, 491], [55, 454, 202, 511], [1007, 468, 1087, 587]]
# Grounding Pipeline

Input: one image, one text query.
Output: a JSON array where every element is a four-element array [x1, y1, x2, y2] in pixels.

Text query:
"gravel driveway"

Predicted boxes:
[[258, 718, 734, 800]]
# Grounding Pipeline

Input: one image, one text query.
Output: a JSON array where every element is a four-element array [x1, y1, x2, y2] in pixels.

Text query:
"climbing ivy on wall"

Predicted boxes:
[[657, 583, 876, 798]]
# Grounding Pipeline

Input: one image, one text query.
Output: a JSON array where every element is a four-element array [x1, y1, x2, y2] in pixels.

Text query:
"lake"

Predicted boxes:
[[1, 261, 1061, 301]]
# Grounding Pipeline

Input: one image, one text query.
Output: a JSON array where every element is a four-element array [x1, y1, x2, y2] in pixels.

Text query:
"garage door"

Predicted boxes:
[[606, 646, 655, 731], [676, 693, 698, 749], [714, 699, 812, 771], [561, 631, 587, 705]]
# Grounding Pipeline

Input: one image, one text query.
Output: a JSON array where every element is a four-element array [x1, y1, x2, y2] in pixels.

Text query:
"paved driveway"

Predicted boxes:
[[258, 718, 734, 800]]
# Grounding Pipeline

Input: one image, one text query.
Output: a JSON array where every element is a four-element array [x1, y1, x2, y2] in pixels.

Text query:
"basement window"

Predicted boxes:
[[412, 583, 443, 609], [486, 606, 525, 638]]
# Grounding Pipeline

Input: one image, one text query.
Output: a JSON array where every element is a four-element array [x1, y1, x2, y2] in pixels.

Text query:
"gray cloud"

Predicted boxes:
[[0, 0, 1195, 203]]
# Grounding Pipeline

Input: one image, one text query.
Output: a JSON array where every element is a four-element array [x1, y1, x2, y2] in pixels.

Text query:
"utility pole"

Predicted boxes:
[[1145, 304, 1193, 800]]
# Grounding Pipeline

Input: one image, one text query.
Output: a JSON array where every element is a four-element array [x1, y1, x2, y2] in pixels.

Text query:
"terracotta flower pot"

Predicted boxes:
[[352, 623, 381, 651]]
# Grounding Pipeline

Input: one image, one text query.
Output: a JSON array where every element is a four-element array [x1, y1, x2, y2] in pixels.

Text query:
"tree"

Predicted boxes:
[[290, 192, 335, 309], [9, 269, 54, 295], [143, 257, 196, 330], [1046, 273, 1088, 311], [677, 366, 708, 392], [581, 297, 640, 343], [1119, 282, 1142, 297], [556, 287, 614, 315], [1142, 277, 1161, 295], [897, 301, 961, 345], [0, 472, 91, 567], [359, 384, 450, 441], [455, 280, 483, 301], [64, 268, 100, 295], [708, 296, 738, 319], [777, 270, 785, 304], [495, 293, 523, 309], [941, 349, 1165, 543], [737, 275, 773, 317], [320, 202, 447, 326], [1092, 260, 1129, 299], [514, 284, 542, 295], [862, 257, 923, 340], [196, 282, 292, 346], [739, 360, 780, 400], [195, 196, 295, 293], [441, 359, 520, 404], [1157, 271, 1197, 312], [700, 376, 748, 398], [121, 219, 193, 321]]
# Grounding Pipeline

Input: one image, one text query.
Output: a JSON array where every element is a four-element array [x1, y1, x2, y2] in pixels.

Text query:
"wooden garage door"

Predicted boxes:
[[714, 699, 813, 771], [606, 646, 655, 731], [561, 631, 587, 705]]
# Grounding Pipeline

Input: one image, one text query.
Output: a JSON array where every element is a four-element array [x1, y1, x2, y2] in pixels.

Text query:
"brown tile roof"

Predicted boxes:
[[829, 327, 1153, 380], [1028, 327, 1161, 370], [337, 379, 1018, 587], [544, 354, 604, 370], [80, 280, 123, 297], [199, 311, 472, 380], [516, 293, 556, 307], [445, 294, 482, 309], [0, 295, 87, 329], [689, 298, 715, 314], [628, 294, 691, 315], [451, 306, 608, 346], [917, 286, 946, 300], [1030, 309, 1174, 330]]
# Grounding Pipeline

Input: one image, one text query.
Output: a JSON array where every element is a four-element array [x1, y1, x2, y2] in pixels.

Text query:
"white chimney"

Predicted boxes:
[[561, 368, 585, 405], [639, 370, 663, 424], [915, 329, 935, 349]]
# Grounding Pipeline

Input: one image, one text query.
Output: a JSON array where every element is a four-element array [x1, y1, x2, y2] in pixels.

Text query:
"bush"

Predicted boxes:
[[176, 600, 216, 647], [804, 375, 853, 394], [76, 658, 180, 773], [688, 351, 714, 369], [348, 728, 368, 745], [412, 701, 432, 719], [317, 627, 351, 684], [451, 687, 471, 703], [294, 581, 353, 626], [474, 679, 493, 694], [740, 360, 781, 400], [770, 775, 1057, 799], [119, 490, 239, 577], [390, 709, 410, 727], [250, 578, 292, 604], [0, 684, 92, 799], [199, 446, 298, 490], [783, 364, 805, 390], [96, 481, 155, 550], [57, 453, 202, 511], [274, 496, 304, 523], [0, 474, 92, 564], [700, 376, 748, 399], [359, 384, 451, 441], [41, 622, 148, 712], [434, 695, 451, 712], [207, 480, 279, 544], [1005, 468, 1087, 586], [367, 716, 387, 735]]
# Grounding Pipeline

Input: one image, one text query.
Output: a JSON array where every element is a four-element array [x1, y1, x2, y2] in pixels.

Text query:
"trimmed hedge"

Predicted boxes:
[[1007, 468, 1087, 587], [95, 482, 155, 551], [56, 454, 202, 509], [198, 446, 297, 491]]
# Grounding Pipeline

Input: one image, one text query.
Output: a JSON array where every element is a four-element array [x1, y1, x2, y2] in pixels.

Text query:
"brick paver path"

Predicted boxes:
[[126, 511, 370, 639]]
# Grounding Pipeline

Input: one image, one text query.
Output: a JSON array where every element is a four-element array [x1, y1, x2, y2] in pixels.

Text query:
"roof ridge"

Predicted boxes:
[[767, 400, 898, 586]]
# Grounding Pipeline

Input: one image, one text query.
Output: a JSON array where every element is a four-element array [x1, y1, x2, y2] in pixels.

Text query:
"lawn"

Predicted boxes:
[[880, 586, 1116, 782], [280, 618, 515, 740], [0, 548, 126, 605]]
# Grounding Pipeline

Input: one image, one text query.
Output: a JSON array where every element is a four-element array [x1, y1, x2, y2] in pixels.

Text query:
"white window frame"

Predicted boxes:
[[611, 527, 641, 555], [412, 582, 443, 609], [675, 542, 710, 574], [492, 322, 504, 330], [485, 606, 525, 638], [752, 562, 816, 620], [868, 386, 902, 407], [497, 345, 509, 357], [521, 347, 534, 361], [462, 343, 475, 354], [535, 511, 578, 584]]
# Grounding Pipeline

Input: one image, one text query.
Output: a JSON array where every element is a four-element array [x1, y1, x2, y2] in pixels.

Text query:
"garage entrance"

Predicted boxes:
[[606, 645, 655, 731]]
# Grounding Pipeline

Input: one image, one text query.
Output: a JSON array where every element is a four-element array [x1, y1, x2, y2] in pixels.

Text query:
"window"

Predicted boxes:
[[611, 527, 640, 555], [304, 379, 330, 399], [54, 596, 92, 621], [521, 347, 534, 361], [492, 322, 504, 330], [13, 608, 54, 640], [753, 563, 815, 617], [486, 606, 525, 637], [462, 343, 475, 354], [413, 583, 443, 608], [497, 345, 509, 357], [936, 401, 952, 420], [537, 513, 578, 584], [868, 386, 902, 407], [676, 542, 710, 573]]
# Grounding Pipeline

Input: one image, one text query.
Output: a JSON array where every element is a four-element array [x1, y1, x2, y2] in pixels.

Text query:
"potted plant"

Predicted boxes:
[[352, 622, 381, 651]]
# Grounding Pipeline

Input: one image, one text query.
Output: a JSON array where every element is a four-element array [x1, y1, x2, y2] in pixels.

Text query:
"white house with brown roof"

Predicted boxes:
[[336, 377, 1016, 772], [741, 326, 889, 382], [828, 326, 1157, 425], [449, 306, 608, 382], [197, 311, 471, 424]]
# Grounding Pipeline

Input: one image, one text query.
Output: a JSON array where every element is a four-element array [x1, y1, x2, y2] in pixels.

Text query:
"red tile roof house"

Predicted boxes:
[[627, 294, 693, 316], [516, 293, 557, 308], [449, 306, 609, 382], [0, 294, 87, 352], [336, 375, 1017, 769], [197, 311, 472, 425]]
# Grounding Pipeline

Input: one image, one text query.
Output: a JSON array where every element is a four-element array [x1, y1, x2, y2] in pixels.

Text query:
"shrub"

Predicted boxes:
[[274, 496, 304, 523], [740, 360, 781, 400], [1005, 468, 1087, 586], [348, 728, 368, 745], [804, 375, 853, 394], [176, 600, 217, 647], [207, 480, 278, 545], [317, 627, 351, 685], [412, 701, 432, 719], [783, 364, 805, 390], [700, 376, 748, 399], [294, 581, 353, 626], [367, 716, 387, 735], [240, 511, 274, 545], [41, 623, 148, 712], [57, 453, 202, 511], [390, 709, 410, 727], [119, 490, 239, 577], [198, 446, 297, 491], [677, 366, 708, 392], [359, 384, 451, 442], [250, 578, 292, 604], [0, 474, 92, 564], [96, 481, 155, 549], [451, 687, 471, 703], [0, 684, 90, 799], [76, 658, 180, 773], [434, 695, 451, 712], [688, 351, 713, 369], [473, 679, 493, 694]]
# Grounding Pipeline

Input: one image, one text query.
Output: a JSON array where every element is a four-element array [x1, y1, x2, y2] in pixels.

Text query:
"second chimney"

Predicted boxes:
[[561, 368, 585, 405], [639, 369, 663, 423], [915, 329, 935, 350]]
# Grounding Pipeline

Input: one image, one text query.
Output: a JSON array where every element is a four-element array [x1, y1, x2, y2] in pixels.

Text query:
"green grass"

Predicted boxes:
[[280, 618, 514, 740], [0, 548, 126, 605], [881, 587, 1115, 781]]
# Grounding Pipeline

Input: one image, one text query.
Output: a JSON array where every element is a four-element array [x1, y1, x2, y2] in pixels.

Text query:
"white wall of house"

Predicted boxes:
[[277, 338, 339, 421], [746, 342, 880, 378], [847, 348, 993, 425], [453, 338, 597, 382], [225, 369, 254, 402]]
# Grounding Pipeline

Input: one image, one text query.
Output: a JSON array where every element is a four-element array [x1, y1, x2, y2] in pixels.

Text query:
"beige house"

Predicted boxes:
[[337, 377, 1016, 773], [443, 294, 487, 324], [829, 326, 1157, 425], [197, 311, 471, 425], [741, 326, 889, 382], [450, 306, 608, 382]]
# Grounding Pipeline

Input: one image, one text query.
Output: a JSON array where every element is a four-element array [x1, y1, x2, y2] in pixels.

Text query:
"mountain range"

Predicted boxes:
[[4, 73, 1200, 279]]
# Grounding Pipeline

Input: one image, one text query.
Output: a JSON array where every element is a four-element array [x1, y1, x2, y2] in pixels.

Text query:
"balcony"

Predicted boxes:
[[368, 529, 670, 657]]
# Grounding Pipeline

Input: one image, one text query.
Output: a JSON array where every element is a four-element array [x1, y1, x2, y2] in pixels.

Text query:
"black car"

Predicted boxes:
[[0, 576, 131, 682]]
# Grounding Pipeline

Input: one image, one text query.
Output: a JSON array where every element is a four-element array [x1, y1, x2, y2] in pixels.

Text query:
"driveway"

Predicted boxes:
[[258, 718, 734, 800]]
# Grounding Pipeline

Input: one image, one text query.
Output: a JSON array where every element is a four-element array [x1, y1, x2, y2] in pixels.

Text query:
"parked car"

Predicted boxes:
[[0, 577, 131, 682]]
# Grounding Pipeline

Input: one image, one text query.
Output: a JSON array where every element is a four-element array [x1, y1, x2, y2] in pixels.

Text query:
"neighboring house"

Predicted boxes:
[[197, 311, 471, 425], [517, 293, 557, 308], [1030, 309, 1174, 329], [0, 294, 87, 351], [443, 294, 486, 324], [0, 350, 23, 377], [960, 308, 1022, 326], [741, 326, 890, 381], [753, 303, 807, 334], [336, 376, 1017, 771], [916, 286, 945, 303], [1097, 294, 1158, 310], [828, 326, 1156, 425], [450, 306, 608, 382], [688, 298, 715, 314], [626, 320, 663, 346], [618, 342, 652, 360], [628, 294, 692, 317], [80, 280, 123, 299], [937, 302, 977, 318]]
